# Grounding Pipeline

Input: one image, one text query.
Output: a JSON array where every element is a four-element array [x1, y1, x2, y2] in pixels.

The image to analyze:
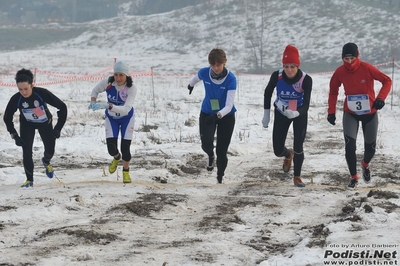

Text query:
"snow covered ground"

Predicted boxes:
[[0, 48, 400, 266]]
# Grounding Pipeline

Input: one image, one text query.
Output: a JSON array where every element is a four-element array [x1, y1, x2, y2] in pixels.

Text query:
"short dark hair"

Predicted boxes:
[[208, 48, 227, 65], [15, 68, 34, 84]]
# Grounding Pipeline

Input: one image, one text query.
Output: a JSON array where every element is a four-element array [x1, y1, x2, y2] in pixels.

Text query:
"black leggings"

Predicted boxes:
[[272, 109, 307, 177], [106, 138, 132, 162], [20, 121, 55, 181], [199, 112, 235, 177]]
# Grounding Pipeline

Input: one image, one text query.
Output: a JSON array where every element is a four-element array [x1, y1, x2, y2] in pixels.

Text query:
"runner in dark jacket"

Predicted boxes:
[[3, 68, 67, 187], [262, 45, 313, 187]]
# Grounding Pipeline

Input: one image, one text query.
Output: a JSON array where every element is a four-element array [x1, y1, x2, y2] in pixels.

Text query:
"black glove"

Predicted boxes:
[[205, 114, 218, 125], [51, 129, 60, 139], [372, 98, 385, 110], [327, 114, 336, 125], [11, 133, 26, 147], [187, 84, 194, 95]]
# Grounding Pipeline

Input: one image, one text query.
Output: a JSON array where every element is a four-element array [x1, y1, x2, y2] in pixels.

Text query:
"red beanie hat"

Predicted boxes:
[[282, 45, 300, 66]]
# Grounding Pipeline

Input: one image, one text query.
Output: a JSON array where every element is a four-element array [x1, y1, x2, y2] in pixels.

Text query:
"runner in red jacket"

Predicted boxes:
[[327, 43, 392, 189]]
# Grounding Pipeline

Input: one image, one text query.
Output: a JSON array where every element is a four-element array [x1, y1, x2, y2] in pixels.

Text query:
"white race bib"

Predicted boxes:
[[22, 106, 49, 123], [347, 94, 370, 115], [275, 99, 289, 112]]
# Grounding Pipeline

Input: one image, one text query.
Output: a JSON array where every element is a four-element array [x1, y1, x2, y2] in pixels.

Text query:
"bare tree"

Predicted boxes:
[[244, 0, 267, 73]]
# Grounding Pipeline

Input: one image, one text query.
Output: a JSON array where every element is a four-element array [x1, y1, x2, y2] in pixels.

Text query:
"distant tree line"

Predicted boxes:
[[1, 0, 206, 24], [128, 0, 203, 15]]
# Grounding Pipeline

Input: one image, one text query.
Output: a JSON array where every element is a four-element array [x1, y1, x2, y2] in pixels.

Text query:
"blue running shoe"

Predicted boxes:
[[42, 157, 54, 178], [21, 180, 33, 188]]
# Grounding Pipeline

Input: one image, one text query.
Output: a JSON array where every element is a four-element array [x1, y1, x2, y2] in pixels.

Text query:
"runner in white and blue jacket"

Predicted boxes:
[[89, 61, 137, 184], [188, 48, 237, 184]]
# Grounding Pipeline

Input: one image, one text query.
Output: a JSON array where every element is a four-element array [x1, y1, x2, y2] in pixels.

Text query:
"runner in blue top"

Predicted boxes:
[[89, 61, 137, 184], [187, 48, 237, 184], [262, 45, 313, 187], [3, 68, 68, 188]]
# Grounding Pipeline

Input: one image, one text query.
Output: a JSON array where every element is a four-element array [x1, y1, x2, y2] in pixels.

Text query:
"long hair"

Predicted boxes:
[[107, 76, 133, 87]]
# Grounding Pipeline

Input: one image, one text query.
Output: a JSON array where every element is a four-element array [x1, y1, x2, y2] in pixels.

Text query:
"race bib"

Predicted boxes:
[[22, 106, 49, 123], [210, 99, 220, 110], [275, 99, 289, 112], [288, 99, 297, 111], [347, 94, 370, 115]]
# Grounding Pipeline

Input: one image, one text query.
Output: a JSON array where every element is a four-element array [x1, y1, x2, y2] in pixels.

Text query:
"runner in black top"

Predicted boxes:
[[3, 68, 68, 187], [262, 45, 312, 187]]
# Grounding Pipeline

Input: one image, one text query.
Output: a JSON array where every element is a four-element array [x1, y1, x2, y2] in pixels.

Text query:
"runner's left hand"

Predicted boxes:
[[51, 129, 60, 139], [372, 98, 385, 110]]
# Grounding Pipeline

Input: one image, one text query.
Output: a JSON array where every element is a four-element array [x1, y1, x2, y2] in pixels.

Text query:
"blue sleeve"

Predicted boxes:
[[227, 72, 237, 91]]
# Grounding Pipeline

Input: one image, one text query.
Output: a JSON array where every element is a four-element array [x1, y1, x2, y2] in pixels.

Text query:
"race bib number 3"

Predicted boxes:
[[347, 94, 370, 115]]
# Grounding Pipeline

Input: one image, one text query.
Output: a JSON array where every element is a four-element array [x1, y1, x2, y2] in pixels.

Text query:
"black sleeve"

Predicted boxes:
[[297, 74, 313, 116], [37, 87, 68, 131], [3, 93, 20, 135], [263, 71, 279, 109]]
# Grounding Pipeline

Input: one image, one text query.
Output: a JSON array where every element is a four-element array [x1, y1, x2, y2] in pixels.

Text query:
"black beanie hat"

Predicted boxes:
[[342, 43, 358, 58]]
